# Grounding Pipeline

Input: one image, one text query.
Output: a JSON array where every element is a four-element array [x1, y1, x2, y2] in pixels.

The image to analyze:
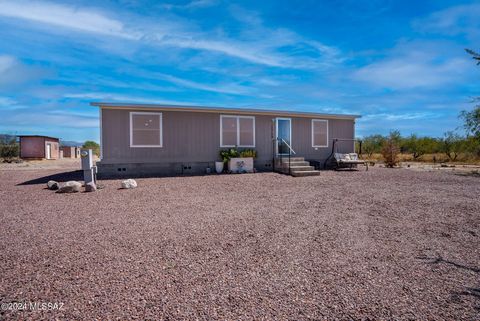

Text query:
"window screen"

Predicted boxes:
[[221, 116, 237, 146], [130, 112, 162, 147], [221, 115, 255, 147], [312, 119, 328, 147], [239, 117, 254, 146]]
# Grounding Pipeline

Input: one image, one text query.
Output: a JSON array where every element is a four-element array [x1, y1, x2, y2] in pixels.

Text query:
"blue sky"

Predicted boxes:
[[0, 0, 479, 142]]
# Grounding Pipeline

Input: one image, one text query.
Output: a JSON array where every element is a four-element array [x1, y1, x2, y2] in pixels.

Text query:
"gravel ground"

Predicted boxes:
[[0, 167, 479, 320]]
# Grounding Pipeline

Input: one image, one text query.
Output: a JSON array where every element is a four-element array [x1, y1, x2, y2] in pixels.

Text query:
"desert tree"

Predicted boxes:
[[442, 131, 464, 161], [461, 49, 480, 141], [460, 100, 480, 140], [82, 140, 100, 156], [362, 134, 385, 157], [465, 48, 480, 65]]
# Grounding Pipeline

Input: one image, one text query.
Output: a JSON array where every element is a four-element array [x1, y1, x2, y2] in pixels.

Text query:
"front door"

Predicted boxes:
[[276, 118, 292, 155]]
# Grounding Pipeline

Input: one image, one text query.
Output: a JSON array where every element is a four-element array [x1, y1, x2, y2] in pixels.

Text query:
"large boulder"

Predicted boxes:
[[56, 181, 82, 193], [85, 182, 97, 192], [121, 179, 137, 189], [47, 180, 59, 190]]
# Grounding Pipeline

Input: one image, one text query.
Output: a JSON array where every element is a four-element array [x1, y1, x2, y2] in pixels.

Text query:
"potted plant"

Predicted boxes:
[[228, 148, 256, 173], [218, 148, 239, 173], [215, 161, 223, 174]]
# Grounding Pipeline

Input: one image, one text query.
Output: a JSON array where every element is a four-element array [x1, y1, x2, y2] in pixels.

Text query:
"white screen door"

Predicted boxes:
[[276, 118, 291, 155]]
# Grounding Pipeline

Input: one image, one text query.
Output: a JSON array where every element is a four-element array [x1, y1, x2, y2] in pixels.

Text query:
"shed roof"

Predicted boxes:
[[18, 135, 59, 141], [91, 102, 360, 120]]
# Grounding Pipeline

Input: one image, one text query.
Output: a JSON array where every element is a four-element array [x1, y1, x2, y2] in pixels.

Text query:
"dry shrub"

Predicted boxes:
[[381, 135, 400, 168]]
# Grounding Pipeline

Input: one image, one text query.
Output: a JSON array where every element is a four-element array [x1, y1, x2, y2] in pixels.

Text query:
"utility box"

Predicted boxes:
[[81, 149, 93, 170], [80, 149, 96, 184]]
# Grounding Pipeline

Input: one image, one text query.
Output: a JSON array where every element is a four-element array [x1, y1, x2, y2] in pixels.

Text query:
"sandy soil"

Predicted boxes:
[[0, 158, 81, 171], [0, 167, 479, 320]]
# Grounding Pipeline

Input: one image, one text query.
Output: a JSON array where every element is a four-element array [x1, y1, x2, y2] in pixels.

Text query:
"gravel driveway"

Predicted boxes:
[[0, 167, 479, 320]]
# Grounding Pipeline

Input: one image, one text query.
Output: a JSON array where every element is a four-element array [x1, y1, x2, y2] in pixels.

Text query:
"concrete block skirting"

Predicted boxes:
[[97, 159, 275, 178]]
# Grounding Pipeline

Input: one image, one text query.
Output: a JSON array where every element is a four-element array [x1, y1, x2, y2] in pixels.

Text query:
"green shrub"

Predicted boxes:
[[362, 134, 385, 157], [239, 149, 257, 158], [0, 144, 19, 159], [219, 148, 240, 163], [82, 141, 100, 156]]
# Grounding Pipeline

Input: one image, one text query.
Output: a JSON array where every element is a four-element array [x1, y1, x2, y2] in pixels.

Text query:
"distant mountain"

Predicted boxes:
[[0, 134, 17, 144], [60, 140, 84, 147]]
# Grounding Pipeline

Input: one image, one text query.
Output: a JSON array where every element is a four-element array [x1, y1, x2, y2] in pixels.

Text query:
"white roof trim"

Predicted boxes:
[[91, 102, 360, 120]]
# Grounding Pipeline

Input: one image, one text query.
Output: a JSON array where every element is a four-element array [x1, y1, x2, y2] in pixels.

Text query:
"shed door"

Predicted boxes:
[[46, 144, 51, 159]]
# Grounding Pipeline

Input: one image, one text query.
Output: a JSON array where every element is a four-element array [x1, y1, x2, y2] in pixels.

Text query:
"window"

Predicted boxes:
[[130, 112, 163, 147], [220, 115, 255, 147], [312, 119, 328, 147]]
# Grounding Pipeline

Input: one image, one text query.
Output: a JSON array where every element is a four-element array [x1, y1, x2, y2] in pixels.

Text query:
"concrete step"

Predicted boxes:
[[291, 170, 321, 177], [278, 156, 305, 163], [288, 165, 315, 171], [281, 157, 305, 162], [281, 161, 310, 167]]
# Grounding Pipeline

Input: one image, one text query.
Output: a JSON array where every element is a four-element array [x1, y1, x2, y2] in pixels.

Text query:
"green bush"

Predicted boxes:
[[239, 149, 257, 158], [442, 131, 465, 161], [219, 148, 257, 163], [0, 144, 19, 159], [402, 135, 439, 160], [82, 141, 100, 156], [219, 148, 240, 163], [362, 134, 385, 157]]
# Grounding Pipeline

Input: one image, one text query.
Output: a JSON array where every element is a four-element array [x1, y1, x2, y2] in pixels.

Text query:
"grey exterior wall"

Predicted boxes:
[[98, 108, 355, 176]]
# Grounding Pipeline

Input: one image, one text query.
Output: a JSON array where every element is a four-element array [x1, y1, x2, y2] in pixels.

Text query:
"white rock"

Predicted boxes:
[[47, 180, 59, 190], [121, 179, 137, 189], [56, 181, 82, 193]]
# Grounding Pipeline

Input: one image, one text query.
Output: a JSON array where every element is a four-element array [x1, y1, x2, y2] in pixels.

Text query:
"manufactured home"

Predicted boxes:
[[19, 135, 60, 160], [92, 103, 360, 177]]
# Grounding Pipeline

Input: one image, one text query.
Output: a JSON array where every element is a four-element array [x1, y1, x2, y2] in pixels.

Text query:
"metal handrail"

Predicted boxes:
[[274, 137, 296, 175], [277, 137, 296, 155]]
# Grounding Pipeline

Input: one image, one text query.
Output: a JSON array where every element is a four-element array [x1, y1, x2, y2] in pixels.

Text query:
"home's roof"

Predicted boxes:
[[18, 135, 59, 141], [91, 102, 361, 120]]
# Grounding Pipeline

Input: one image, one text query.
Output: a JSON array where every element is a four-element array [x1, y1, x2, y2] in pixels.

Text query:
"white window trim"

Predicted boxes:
[[220, 115, 255, 148], [311, 119, 329, 148], [130, 112, 163, 148]]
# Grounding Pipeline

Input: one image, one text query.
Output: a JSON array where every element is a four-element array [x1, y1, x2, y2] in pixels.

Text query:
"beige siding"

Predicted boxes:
[[100, 108, 355, 164], [45, 139, 59, 159]]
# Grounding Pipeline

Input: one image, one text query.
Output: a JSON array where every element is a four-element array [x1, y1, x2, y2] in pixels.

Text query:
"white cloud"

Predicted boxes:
[[8, 112, 98, 128], [0, 0, 139, 39], [162, 0, 217, 10], [63, 92, 196, 106], [0, 55, 47, 89], [162, 38, 287, 67], [0, 96, 20, 110], [412, 3, 480, 40], [362, 112, 439, 121], [0, 96, 15, 104], [152, 73, 251, 95], [354, 57, 469, 89], [0, 55, 16, 73], [0, 1, 341, 69]]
